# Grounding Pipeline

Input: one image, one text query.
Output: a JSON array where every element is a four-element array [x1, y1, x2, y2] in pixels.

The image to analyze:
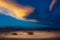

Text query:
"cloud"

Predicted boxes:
[[0, 0, 35, 21]]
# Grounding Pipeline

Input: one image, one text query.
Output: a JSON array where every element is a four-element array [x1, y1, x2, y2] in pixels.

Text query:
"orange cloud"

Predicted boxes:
[[0, 0, 35, 20]]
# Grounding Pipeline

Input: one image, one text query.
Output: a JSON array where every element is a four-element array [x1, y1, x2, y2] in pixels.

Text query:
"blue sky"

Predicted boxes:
[[0, 0, 60, 29]]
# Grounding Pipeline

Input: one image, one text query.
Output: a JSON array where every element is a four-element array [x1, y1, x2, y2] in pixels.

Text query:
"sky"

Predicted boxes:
[[0, 0, 60, 29]]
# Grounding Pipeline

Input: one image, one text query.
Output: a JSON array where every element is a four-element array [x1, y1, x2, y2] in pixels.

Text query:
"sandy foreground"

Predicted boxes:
[[0, 31, 60, 39]]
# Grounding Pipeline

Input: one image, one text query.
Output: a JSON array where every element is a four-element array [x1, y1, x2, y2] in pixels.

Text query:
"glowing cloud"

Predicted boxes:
[[0, 0, 35, 20]]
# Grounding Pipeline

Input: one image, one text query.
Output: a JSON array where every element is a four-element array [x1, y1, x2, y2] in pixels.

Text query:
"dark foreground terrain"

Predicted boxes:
[[0, 38, 60, 40]]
